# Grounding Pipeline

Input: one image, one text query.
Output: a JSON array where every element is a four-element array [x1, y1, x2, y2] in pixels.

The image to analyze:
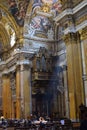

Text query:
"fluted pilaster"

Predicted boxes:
[[2, 73, 11, 118], [64, 32, 84, 120]]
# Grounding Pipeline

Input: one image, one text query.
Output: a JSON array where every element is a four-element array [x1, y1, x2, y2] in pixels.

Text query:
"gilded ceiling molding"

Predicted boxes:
[[0, 24, 10, 50], [0, 3, 25, 54], [0, 4, 20, 37]]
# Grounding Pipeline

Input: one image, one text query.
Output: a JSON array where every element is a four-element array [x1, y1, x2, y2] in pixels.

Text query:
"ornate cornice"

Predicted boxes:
[[54, 8, 73, 22], [2, 66, 16, 75], [0, 50, 34, 74], [75, 14, 87, 26], [63, 20, 87, 35], [76, 20, 87, 32], [54, 0, 87, 22], [73, 0, 86, 13]]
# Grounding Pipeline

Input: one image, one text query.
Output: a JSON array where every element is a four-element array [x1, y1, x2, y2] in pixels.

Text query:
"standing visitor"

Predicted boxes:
[[80, 113, 87, 130]]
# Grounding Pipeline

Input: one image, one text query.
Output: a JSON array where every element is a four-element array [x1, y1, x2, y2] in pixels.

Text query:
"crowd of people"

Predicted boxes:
[[0, 113, 72, 130], [0, 114, 50, 129], [1, 110, 87, 130]]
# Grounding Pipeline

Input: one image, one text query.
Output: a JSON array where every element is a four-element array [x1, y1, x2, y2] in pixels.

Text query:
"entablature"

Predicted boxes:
[[0, 49, 34, 74], [54, 0, 87, 22], [54, 0, 87, 35]]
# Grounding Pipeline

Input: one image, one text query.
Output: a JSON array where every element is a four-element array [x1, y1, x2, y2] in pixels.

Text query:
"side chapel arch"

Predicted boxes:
[[0, 4, 20, 53]]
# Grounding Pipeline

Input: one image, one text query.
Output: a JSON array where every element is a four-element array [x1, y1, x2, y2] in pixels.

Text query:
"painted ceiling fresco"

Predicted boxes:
[[32, 0, 62, 15], [25, 0, 62, 39], [27, 15, 53, 38], [0, 0, 62, 39], [8, 0, 30, 26], [5, 0, 62, 27]]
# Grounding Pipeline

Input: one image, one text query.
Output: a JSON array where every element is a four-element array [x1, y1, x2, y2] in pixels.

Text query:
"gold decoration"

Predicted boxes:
[[41, 3, 50, 13], [76, 14, 87, 26], [80, 26, 87, 40], [0, 10, 2, 20]]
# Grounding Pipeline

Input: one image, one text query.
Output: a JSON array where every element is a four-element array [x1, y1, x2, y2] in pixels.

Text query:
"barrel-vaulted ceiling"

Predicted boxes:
[[0, 0, 62, 55]]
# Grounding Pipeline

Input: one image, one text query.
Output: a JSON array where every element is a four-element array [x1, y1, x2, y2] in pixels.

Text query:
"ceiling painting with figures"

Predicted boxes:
[[32, 0, 62, 16], [24, 0, 62, 39], [1, 0, 62, 40]]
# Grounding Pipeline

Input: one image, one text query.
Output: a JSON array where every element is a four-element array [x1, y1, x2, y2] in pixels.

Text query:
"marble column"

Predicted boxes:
[[22, 64, 32, 118], [16, 61, 32, 119], [64, 32, 84, 121]]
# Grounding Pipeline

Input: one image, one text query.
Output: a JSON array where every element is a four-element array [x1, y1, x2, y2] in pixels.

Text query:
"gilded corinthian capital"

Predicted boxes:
[[79, 26, 87, 40]]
